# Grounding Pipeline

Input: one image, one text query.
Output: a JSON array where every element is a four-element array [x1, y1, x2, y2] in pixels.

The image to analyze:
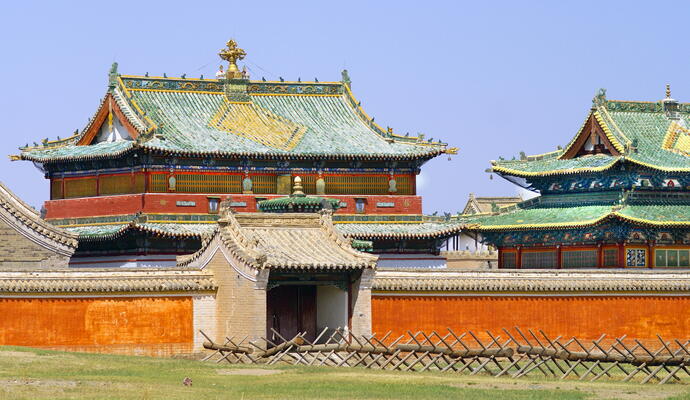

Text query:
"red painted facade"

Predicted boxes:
[[44, 193, 423, 219]]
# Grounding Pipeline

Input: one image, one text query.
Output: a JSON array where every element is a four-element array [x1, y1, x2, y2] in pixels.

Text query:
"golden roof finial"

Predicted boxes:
[[666, 84, 671, 99], [218, 39, 246, 79]]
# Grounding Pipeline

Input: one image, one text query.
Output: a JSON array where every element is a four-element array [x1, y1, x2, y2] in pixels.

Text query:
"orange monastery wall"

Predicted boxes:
[[0, 297, 193, 356], [372, 295, 690, 342]]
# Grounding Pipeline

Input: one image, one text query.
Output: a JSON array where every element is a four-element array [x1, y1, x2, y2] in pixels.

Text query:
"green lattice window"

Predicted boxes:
[[521, 251, 557, 269], [655, 249, 690, 268], [562, 250, 597, 268]]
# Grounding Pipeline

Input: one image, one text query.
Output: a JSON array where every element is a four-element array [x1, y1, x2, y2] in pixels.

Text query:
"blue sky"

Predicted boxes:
[[1, 1, 689, 213]]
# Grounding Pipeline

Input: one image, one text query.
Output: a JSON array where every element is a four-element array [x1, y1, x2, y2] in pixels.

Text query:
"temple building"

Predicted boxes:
[[467, 87, 690, 269], [6, 40, 690, 357], [13, 40, 462, 269]]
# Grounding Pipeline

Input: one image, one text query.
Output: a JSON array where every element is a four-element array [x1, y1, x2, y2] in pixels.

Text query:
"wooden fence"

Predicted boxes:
[[200, 327, 690, 384]]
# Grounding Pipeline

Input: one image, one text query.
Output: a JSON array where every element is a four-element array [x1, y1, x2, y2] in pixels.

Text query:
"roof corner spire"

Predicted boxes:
[[218, 39, 246, 80], [666, 83, 672, 99]]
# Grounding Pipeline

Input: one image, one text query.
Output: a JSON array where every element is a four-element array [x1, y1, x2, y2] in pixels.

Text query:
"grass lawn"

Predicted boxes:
[[1, 346, 690, 399]]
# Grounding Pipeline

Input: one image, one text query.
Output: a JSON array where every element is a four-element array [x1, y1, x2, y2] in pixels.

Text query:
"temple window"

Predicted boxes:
[[656, 249, 690, 268], [355, 198, 366, 213], [626, 249, 646, 267], [208, 197, 220, 214]]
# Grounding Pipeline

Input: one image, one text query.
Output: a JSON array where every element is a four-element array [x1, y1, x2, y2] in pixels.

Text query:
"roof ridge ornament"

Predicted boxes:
[[218, 39, 250, 102], [662, 83, 679, 119], [592, 88, 607, 108], [108, 62, 119, 90], [292, 176, 305, 197], [341, 69, 351, 88], [218, 39, 246, 80]]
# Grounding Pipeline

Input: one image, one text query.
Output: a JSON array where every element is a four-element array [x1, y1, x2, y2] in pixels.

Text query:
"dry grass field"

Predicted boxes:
[[1, 346, 690, 399]]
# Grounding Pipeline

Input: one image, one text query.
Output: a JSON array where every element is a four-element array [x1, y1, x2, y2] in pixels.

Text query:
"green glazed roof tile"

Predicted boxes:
[[64, 224, 129, 238], [468, 197, 690, 231], [258, 195, 340, 213], [492, 99, 690, 177], [468, 205, 612, 230], [63, 222, 216, 241], [616, 204, 690, 225], [21, 141, 134, 163], [19, 77, 450, 163]]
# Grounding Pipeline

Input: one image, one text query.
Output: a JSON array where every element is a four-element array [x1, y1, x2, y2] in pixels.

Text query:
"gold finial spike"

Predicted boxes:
[[292, 176, 305, 197], [218, 39, 246, 79], [666, 84, 671, 99]]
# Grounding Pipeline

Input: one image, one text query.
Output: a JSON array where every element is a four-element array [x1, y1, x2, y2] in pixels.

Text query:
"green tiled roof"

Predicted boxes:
[[63, 222, 216, 241], [491, 98, 690, 177], [467, 197, 690, 231], [19, 75, 451, 163], [616, 204, 690, 225], [64, 224, 130, 239], [466, 205, 612, 230], [492, 153, 618, 176], [258, 195, 340, 213], [351, 239, 374, 252], [62, 218, 464, 241], [21, 141, 134, 163]]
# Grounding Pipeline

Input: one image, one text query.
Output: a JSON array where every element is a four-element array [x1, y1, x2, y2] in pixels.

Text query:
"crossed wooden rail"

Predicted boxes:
[[200, 327, 690, 384]]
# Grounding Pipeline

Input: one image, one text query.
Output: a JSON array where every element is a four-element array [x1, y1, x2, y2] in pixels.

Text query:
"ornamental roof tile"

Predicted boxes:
[[0, 269, 216, 294], [180, 209, 378, 270], [373, 270, 690, 293], [17, 75, 453, 163], [491, 97, 690, 177]]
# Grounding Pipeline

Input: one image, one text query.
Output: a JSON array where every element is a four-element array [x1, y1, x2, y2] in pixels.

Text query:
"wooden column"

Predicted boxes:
[[648, 241, 654, 269], [516, 246, 522, 269], [556, 245, 562, 269], [618, 242, 626, 268], [96, 174, 100, 197], [597, 244, 603, 268]]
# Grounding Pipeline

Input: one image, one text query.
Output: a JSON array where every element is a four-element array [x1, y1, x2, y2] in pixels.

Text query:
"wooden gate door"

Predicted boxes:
[[266, 285, 316, 343]]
